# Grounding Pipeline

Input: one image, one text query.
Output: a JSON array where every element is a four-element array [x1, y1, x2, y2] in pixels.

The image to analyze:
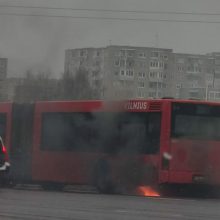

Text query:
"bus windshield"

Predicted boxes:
[[171, 103, 220, 140]]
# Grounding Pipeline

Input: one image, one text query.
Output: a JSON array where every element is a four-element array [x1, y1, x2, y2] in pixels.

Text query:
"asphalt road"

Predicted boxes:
[[0, 188, 219, 220]]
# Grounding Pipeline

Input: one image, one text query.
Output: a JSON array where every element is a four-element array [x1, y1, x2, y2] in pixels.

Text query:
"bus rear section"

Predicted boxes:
[[168, 101, 220, 186], [31, 100, 163, 192]]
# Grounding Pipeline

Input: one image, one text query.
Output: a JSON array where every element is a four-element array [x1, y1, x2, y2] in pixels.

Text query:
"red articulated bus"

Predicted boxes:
[[5, 99, 220, 194]]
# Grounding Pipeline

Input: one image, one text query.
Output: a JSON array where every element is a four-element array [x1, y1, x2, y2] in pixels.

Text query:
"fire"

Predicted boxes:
[[137, 186, 160, 197]]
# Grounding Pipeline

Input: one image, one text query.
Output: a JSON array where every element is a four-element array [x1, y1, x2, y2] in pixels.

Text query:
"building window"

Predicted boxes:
[[138, 72, 146, 78], [159, 62, 164, 68], [137, 89, 144, 98], [149, 82, 157, 88], [157, 82, 164, 89], [79, 50, 87, 57], [120, 50, 126, 56], [123, 81, 133, 87], [158, 92, 162, 98], [139, 52, 146, 58], [176, 84, 181, 89], [149, 71, 157, 78], [151, 51, 159, 58], [139, 62, 146, 68], [150, 61, 159, 68], [96, 51, 100, 57], [177, 66, 182, 71], [191, 83, 198, 88], [79, 60, 83, 65], [120, 60, 125, 67], [80, 50, 84, 57], [128, 51, 134, 57], [138, 82, 145, 88], [126, 70, 134, 77], [114, 60, 119, 66], [164, 63, 168, 70], [120, 70, 125, 76], [149, 92, 156, 97], [158, 72, 163, 78], [177, 58, 184, 63], [163, 55, 168, 60], [127, 60, 134, 67]]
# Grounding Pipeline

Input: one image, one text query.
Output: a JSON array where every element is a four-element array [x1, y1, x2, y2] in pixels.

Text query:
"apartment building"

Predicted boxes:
[[65, 46, 173, 99], [65, 45, 220, 100], [173, 53, 210, 100]]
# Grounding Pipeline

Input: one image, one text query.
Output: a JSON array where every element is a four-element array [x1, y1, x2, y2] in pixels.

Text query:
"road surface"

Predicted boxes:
[[0, 188, 219, 219]]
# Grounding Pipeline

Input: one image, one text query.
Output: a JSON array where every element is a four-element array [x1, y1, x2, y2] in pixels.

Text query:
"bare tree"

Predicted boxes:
[[14, 69, 58, 103], [14, 68, 100, 103], [58, 68, 100, 100]]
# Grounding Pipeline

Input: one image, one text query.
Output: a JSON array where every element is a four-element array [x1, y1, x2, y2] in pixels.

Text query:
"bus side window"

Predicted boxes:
[[143, 113, 161, 154]]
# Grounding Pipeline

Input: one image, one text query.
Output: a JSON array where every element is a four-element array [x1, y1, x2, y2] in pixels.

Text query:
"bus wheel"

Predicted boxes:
[[94, 159, 115, 194], [41, 182, 64, 191]]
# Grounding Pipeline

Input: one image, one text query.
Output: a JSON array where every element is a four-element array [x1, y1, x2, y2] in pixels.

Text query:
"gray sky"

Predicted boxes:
[[1, 0, 220, 77]]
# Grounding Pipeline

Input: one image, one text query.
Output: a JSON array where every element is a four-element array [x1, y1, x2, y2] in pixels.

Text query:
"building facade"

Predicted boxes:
[[64, 46, 220, 101], [65, 46, 173, 99], [173, 53, 210, 100]]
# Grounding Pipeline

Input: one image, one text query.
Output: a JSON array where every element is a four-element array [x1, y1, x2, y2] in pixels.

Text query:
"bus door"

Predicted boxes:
[[108, 111, 161, 188]]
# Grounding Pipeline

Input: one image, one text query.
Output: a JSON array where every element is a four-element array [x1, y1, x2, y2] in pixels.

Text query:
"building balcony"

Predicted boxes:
[[149, 78, 164, 83], [186, 71, 201, 75]]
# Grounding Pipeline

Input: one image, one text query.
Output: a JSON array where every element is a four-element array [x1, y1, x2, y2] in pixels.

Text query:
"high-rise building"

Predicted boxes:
[[64, 45, 220, 101], [65, 46, 173, 99], [173, 53, 209, 100]]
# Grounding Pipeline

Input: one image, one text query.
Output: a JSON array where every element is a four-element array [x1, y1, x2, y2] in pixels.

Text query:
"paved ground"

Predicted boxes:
[[0, 188, 219, 219]]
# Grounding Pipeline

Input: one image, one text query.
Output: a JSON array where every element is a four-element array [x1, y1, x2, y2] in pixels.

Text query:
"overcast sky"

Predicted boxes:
[[1, 0, 220, 77]]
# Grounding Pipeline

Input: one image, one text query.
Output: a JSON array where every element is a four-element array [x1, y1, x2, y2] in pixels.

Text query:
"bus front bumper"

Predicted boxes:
[[168, 171, 220, 185]]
